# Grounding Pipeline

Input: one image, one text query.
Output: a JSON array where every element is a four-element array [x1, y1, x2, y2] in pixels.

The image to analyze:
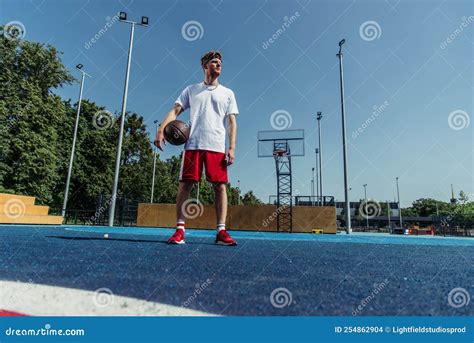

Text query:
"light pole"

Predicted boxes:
[[316, 111, 323, 205], [196, 179, 200, 204], [109, 12, 149, 227], [315, 148, 319, 205], [311, 168, 315, 205], [396, 177, 403, 228], [62, 64, 91, 218], [337, 38, 351, 234], [237, 179, 241, 205], [363, 184, 368, 231], [150, 120, 159, 203], [387, 200, 391, 230]]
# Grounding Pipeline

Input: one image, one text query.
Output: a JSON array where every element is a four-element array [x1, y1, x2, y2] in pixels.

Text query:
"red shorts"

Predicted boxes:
[[179, 149, 228, 183]]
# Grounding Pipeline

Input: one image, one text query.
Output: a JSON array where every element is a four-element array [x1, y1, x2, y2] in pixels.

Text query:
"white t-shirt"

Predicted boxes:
[[175, 82, 239, 153]]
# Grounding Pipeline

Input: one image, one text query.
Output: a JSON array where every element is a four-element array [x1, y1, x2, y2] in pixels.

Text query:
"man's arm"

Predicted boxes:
[[154, 103, 183, 151], [226, 114, 237, 165]]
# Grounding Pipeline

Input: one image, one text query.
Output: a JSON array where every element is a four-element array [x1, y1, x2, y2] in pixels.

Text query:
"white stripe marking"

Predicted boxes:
[[0, 281, 216, 316]]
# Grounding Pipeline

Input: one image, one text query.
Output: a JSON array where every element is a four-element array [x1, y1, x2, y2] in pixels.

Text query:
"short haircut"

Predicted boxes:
[[201, 50, 222, 67]]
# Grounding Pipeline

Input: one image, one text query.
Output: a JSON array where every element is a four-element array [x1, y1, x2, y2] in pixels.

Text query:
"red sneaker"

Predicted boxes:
[[167, 229, 185, 244], [215, 230, 237, 246]]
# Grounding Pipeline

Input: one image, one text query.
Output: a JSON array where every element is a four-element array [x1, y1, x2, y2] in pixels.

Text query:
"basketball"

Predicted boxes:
[[163, 120, 190, 145]]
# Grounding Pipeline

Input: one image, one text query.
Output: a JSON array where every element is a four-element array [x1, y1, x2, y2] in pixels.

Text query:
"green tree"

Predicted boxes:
[[379, 202, 393, 217], [0, 33, 74, 204], [458, 190, 469, 204], [242, 191, 261, 205], [119, 113, 154, 202], [63, 100, 117, 209], [411, 198, 450, 217], [227, 183, 241, 205], [151, 155, 181, 203], [64, 105, 156, 209], [400, 207, 419, 217]]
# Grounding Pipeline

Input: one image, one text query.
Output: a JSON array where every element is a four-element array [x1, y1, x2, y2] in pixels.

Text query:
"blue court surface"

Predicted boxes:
[[1, 225, 473, 316]]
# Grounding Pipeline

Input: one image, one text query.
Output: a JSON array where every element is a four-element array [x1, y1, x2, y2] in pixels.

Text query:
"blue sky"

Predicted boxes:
[[2, 0, 473, 206]]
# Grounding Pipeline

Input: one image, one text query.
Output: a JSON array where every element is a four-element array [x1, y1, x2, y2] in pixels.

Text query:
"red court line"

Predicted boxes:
[[0, 309, 27, 316]]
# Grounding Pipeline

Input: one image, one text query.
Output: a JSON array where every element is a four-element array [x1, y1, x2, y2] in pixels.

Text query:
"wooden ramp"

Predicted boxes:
[[0, 193, 63, 225]]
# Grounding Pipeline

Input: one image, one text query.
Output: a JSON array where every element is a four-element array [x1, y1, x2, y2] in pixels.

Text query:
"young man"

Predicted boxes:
[[154, 50, 238, 246]]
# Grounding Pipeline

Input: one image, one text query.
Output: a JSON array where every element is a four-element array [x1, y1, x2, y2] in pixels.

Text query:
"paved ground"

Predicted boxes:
[[0, 225, 473, 316]]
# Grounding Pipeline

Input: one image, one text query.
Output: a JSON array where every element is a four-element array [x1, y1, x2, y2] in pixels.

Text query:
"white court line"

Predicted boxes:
[[0, 280, 216, 316]]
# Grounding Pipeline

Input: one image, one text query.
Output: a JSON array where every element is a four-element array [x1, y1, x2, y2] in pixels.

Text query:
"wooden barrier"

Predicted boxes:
[[0, 193, 63, 225], [137, 203, 336, 233]]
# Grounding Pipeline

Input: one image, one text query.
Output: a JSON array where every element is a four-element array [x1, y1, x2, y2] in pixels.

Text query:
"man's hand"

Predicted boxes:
[[227, 114, 237, 166], [226, 147, 235, 165], [154, 104, 183, 151], [154, 129, 166, 151]]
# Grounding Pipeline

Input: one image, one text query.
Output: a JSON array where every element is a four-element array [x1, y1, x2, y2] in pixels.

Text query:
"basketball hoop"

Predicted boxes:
[[273, 148, 287, 157], [257, 129, 305, 233]]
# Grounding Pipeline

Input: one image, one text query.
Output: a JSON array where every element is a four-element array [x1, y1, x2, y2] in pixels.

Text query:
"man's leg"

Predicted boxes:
[[168, 149, 201, 244], [176, 181, 195, 222], [213, 183, 237, 246], [204, 151, 236, 245], [168, 182, 195, 244], [213, 183, 227, 225]]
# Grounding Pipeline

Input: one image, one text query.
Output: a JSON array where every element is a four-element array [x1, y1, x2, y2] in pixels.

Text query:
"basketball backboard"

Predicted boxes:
[[257, 129, 305, 158]]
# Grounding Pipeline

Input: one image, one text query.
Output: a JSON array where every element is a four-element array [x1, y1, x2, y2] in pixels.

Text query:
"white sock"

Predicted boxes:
[[177, 220, 185, 232], [217, 223, 226, 232]]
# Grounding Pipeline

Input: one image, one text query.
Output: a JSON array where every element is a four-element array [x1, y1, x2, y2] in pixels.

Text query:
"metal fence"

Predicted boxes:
[[269, 195, 335, 206], [52, 194, 139, 226]]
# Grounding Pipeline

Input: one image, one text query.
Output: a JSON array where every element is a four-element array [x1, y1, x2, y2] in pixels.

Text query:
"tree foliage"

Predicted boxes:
[[241, 190, 262, 205], [0, 31, 73, 204]]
